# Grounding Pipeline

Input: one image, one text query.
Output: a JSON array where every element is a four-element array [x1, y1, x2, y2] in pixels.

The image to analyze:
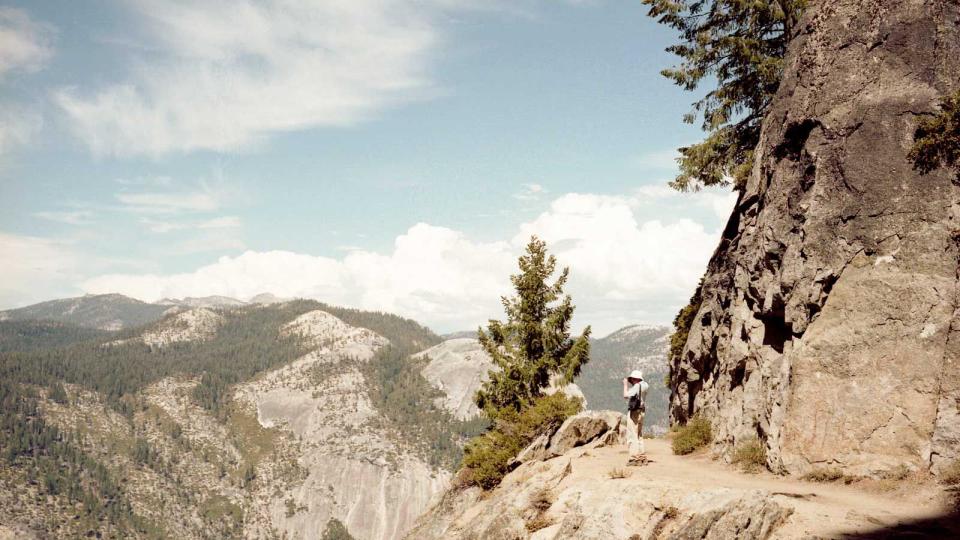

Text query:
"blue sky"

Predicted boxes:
[[0, 0, 735, 335]]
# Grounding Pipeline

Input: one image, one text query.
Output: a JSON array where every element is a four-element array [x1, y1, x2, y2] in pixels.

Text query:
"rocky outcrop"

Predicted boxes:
[[669, 0, 960, 477], [407, 411, 796, 540]]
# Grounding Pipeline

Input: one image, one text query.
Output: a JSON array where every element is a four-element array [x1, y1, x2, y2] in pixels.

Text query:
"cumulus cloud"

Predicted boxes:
[[54, 0, 472, 157], [78, 188, 737, 333], [0, 8, 53, 78], [83, 223, 516, 329]]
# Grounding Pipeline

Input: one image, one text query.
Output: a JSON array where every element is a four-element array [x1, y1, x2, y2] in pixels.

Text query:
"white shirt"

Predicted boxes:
[[626, 381, 649, 399]]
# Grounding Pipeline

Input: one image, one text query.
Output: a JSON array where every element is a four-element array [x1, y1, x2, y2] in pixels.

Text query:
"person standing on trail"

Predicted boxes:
[[623, 369, 649, 465]]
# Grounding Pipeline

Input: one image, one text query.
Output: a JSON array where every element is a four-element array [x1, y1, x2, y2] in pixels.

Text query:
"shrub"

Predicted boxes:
[[608, 467, 632, 479], [671, 416, 712, 455], [460, 392, 582, 490], [802, 467, 851, 483], [939, 460, 960, 486], [731, 437, 767, 473]]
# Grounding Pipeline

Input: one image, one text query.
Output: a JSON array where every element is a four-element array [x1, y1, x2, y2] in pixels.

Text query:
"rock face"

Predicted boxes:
[[669, 0, 960, 477], [416, 337, 587, 419], [416, 338, 495, 420], [234, 310, 447, 540]]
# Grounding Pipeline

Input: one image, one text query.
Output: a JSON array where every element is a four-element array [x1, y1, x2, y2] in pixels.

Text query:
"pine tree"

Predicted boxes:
[[644, 0, 807, 191], [475, 236, 591, 415]]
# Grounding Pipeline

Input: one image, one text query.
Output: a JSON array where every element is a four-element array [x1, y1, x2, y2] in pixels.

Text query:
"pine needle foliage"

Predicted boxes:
[[909, 90, 960, 178], [643, 0, 807, 191], [475, 236, 591, 416]]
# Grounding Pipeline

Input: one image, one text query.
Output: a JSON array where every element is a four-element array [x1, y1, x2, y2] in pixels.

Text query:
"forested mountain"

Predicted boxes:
[[577, 324, 671, 432], [0, 298, 456, 539], [0, 294, 171, 331]]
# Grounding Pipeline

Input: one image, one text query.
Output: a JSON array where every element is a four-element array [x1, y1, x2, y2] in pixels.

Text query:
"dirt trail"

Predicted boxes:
[[568, 438, 957, 538]]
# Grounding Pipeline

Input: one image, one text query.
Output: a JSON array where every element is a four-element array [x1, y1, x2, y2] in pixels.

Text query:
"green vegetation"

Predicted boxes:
[[910, 90, 960, 178], [321, 518, 355, 540], [731, 437, 767, 472], [671, 416, 712, 455], [0, 320, 110, 353], [361, 347, 489, 470], [0, 379, 149, 536], [0, 299, 441, 534], [460, 392, 582, 490], [668, 280, 703, 367], [476, 236, 591, 415], [461, 237, 590, 489], [643, 0, 807, 191]]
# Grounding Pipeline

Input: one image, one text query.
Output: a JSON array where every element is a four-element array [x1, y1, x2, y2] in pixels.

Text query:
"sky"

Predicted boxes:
[[0, 0, 736, 336]]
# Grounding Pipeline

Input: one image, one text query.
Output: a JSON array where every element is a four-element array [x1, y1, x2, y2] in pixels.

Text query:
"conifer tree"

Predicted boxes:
[[644, 0, 807, 191], [475, 236, 591, 415]]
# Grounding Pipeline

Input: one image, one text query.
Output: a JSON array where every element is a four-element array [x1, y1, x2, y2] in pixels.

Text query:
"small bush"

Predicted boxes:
[[671, 416, 712, 455], [525, 514, 554, 532], [802, 467, 852, 483], [939, 460, 960, 485], [529, 488, 554, 512], [731, 437, 766, 473], [460, 392, 582, 490], [880, 464, 911, 481], [608, 467, 632, 479]]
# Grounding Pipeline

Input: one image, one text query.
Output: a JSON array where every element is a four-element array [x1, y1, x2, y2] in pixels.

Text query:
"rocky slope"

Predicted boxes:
[[409, 410, 956, 539], [669, 0, 960, 479]]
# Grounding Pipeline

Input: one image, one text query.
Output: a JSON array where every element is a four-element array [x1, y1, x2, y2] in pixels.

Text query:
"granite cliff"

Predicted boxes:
[[669, 0, 960, 478]]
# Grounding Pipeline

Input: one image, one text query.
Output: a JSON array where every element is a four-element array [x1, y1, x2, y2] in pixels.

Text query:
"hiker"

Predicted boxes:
[[623, 369, 649, 465]]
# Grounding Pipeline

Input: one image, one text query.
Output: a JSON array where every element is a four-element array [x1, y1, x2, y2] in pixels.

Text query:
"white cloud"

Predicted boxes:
[[513, 183, 547, 201], [78, 187, 736, 333], [0, 104, 42, 158], [116, 183, 227, 214], [54, 0, 472, 157], [140, 215, 241, 233], [33, 210, 95, 225], [83, 223, 515, 329], [0, 8, 53, 78]]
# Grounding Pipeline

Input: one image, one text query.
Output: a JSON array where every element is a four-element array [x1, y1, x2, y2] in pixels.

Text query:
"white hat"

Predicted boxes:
[[629, 370, 643, 380]]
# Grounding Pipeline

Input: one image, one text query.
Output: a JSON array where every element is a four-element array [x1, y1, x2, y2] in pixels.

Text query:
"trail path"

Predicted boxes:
[[568, 438, 957, 538]]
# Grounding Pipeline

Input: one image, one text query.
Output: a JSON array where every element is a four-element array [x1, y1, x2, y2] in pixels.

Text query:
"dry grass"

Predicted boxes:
[[525, 514, 554, 532], [525, 487, 556, 532], [802, 467, 854, 484], [731, 438, 767, 473], [608, 467, 632, 479], [939, 461, 960, 486]]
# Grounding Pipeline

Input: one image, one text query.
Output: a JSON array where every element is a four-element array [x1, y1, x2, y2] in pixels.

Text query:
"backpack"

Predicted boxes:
[[628, 385, 645, 411]]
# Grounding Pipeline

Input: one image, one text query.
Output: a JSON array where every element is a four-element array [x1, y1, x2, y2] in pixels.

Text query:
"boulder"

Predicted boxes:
[[548, 410, 622, 457]]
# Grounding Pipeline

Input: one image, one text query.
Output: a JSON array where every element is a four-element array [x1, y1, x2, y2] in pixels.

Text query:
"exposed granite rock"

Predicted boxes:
[[547, 410, 623, 457], [669, 0, 960, 477]]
